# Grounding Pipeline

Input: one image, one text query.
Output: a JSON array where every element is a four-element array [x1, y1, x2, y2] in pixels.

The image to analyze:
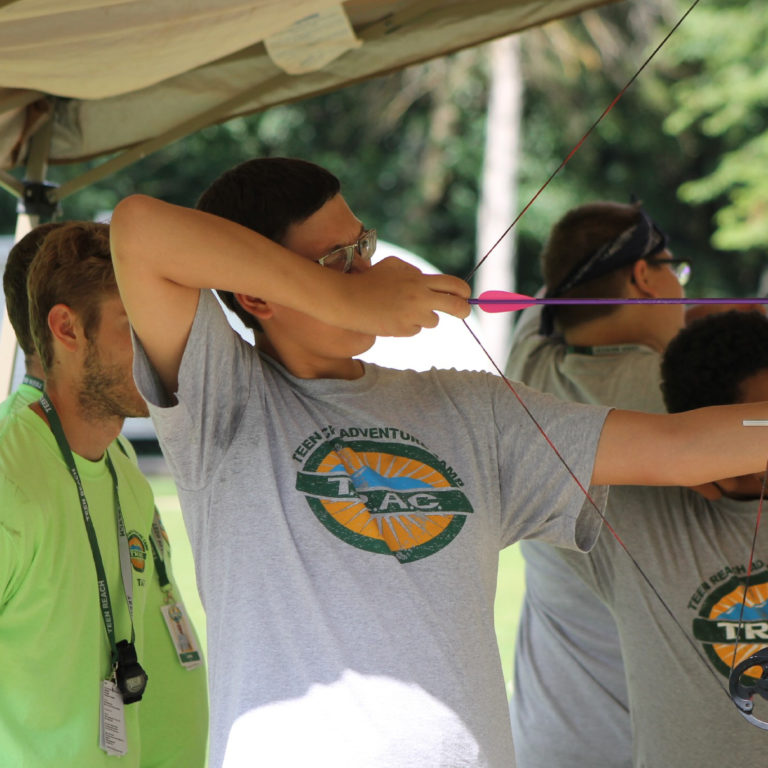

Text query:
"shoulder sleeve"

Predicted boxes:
[[132, 290, 258, 490], [493, 378, 610, 551], [556, 543, 610, 602], [552, 483, 684, 607], [504, 308, 566, 383], [510, 304, 544, 345]]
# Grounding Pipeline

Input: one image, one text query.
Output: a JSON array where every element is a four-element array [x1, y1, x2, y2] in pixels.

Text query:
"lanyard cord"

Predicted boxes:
[[149, 531, 170, 589], [22, 374, 44, 392], [39, 394, 136, 668]]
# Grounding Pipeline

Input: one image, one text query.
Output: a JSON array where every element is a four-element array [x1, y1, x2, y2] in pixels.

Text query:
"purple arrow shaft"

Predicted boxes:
[[468, 297, 768, 306]]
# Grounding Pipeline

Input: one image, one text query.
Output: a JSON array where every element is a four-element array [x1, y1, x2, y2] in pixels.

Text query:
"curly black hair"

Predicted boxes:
[[661, 310, 768, 413]]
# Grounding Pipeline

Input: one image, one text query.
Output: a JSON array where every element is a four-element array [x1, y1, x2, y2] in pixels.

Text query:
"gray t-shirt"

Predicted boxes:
[[133, 290, 609, 768], [504, 305, 664, 768], [559, 485, 768, 767]]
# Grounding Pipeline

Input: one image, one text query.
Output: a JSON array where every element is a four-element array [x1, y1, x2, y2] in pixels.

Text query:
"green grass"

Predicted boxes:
[[149, 476, 527, 693], [495, 543, 526, 696]]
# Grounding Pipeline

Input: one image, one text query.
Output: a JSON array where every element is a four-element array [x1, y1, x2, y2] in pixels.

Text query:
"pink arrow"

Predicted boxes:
[[469, 290, 768, 314]]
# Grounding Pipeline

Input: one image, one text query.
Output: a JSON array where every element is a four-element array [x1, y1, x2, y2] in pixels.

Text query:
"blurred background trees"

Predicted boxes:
[[1, 0, 764, 300]]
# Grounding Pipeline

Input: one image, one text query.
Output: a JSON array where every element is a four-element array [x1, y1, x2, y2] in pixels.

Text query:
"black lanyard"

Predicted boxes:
[[566, 343, 645, 356], [39, 394, 135, 669], [149, 522, 170, 589], [22, 374, 44, 392]]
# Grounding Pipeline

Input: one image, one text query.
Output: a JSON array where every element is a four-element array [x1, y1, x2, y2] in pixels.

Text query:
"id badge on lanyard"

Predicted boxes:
[[149, 515, 203, 669]]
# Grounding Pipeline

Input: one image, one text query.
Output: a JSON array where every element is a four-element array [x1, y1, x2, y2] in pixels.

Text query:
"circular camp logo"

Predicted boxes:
[[295, 438, 473, 563], [692, 568, 768, 678], [127, 531, 149, 573]]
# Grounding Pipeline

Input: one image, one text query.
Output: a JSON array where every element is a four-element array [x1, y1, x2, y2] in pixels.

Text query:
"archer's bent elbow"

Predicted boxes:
[[110, 194, 160, 270]]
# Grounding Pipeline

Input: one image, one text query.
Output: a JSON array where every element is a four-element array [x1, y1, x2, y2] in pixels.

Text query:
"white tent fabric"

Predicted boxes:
[[0, 0, 619, 391], [0, 0, 616, 170]]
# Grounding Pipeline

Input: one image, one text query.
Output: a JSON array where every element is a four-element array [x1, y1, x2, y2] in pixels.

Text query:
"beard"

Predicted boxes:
[[78, 341, 149, 421]]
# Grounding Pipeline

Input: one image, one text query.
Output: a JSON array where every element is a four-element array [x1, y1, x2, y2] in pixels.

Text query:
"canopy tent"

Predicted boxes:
[[0, 0, 618, 391]]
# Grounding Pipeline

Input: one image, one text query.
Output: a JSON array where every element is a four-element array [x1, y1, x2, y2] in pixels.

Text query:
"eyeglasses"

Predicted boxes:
[[316, 229, 377, 273], [652, 258, 691, 286]]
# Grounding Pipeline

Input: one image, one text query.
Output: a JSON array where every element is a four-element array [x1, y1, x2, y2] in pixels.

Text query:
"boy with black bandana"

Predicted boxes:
[[504, 201, 687, 768], [110, 159, 768, 768]]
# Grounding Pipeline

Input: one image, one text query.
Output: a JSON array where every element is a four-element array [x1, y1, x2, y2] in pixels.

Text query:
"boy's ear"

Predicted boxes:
[[630, 259, 657, 298], [234, 293, 273, 321], [47, 304, 80, 352]]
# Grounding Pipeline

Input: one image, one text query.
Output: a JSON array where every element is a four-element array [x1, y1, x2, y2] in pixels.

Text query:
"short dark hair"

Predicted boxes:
[[542, 201, 644, 329], [661, 311, 768, 412], [27, 222, 115, 372], [3, 222, 64, 355], [196, 157, 341, 331]]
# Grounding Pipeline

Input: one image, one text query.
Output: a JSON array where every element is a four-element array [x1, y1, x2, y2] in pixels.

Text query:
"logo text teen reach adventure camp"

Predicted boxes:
[[690, 564, 768, 679], [294, 425, 473, 563]]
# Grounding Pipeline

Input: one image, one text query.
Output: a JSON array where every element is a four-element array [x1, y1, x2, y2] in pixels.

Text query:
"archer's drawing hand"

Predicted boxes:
[[341, 256, 471, 337]]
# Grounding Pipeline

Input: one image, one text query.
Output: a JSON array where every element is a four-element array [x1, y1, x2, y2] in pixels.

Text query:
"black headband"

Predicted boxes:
[[539, 209, 669, 335]]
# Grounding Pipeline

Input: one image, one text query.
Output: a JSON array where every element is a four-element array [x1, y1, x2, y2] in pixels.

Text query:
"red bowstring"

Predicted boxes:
[[463, 0, 735, 701]]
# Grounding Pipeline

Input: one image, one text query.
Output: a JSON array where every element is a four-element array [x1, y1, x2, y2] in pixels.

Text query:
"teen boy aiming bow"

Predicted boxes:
[[110, 157, 768, 768]]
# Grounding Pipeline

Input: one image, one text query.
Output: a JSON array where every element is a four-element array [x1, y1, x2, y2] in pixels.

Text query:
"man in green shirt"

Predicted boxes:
[[0, 222, 208, 767]]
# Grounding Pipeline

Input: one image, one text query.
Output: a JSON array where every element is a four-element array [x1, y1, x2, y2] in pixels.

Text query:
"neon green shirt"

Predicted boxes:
[[139, 511, 208, 768], [0, 407, 154, 767], [110, 421, 209, 767], [0, 386, 209, 766]]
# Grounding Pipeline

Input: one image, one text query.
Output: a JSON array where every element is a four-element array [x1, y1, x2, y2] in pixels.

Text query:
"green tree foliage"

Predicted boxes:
[[513, 0, 725, 296], [663, 1, 768, 265]]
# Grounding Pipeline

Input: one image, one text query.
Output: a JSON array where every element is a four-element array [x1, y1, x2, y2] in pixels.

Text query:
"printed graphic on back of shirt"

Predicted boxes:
[[691, 563, 768, 678], [295, 426, 473, 563]]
